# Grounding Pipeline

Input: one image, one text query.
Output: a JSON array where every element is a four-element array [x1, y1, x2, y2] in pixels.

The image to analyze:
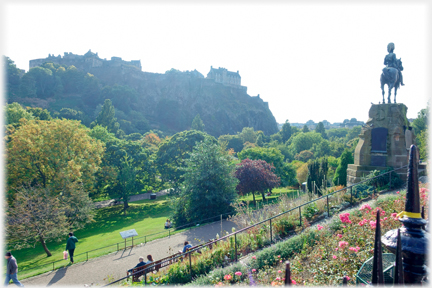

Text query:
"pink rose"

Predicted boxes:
[[235, 271, 242, 276], [278, 270, 282, 273], [333, 255, 337, 259], [252, 255, 256, 260], [252, 269, 256, 272]]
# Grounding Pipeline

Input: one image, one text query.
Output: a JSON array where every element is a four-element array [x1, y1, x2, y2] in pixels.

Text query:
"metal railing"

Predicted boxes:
[[11, 211, 236, 278], [104, 165, 409, 286]]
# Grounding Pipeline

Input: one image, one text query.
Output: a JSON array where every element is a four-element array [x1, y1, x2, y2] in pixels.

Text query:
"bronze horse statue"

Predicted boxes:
[[380, 58, 403, 104]]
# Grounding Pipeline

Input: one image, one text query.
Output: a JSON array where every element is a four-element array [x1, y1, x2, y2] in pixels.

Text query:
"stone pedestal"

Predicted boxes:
[[347, 103, 413, 186]]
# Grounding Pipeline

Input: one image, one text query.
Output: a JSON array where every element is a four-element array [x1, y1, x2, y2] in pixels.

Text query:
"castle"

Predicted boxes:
[[29, 50, 142, 71], [206, 66, 247, 92]]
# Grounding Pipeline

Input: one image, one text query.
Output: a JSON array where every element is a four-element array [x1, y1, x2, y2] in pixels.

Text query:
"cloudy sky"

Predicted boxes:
[[3, 1, 430, 124]]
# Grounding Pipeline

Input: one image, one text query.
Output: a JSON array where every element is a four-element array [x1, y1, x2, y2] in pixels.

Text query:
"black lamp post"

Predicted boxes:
[[381, 145, 428, 284]]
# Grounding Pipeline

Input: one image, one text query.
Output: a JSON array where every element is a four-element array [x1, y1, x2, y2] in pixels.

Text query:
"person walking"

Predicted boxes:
[[65, 232, 78, 264], [4, 252, 24, 287]]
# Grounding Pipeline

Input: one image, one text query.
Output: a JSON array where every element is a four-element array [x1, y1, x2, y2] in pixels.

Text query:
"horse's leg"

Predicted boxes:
[[394, 86, 397, 103], [387, 83, 393, 104], [381, 79, 385, 104]]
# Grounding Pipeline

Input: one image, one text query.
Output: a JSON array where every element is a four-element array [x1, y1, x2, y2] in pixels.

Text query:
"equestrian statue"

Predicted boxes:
[[380, 42, 404, 104]]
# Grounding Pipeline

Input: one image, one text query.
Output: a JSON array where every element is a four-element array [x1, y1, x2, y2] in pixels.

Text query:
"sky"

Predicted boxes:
[[2, 1, 431, 124]]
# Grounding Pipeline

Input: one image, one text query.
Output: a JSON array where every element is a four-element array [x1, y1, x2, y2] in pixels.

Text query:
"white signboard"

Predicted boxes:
[[120, 229, 138, 239]]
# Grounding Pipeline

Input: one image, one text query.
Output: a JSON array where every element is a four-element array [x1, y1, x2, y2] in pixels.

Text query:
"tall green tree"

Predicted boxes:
[[156, 130, 216, 191], [4, 56, 22, 98], [171, 138, 239, 225], [239, 127, 257, 143], [191, 114, 205, 131], [412, 107, 428, 136], [302, 125, 310, 133], [315, 122, 327, 139], [26, 107, 52, 120], [5, 102, 34, 126], [333, 149, 354, 186], [280, 120, 292, 143], [91, 99, 122, 137]]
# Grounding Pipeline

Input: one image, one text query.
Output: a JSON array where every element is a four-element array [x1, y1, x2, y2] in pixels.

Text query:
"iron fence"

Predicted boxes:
[[103, 165, 409, 286]]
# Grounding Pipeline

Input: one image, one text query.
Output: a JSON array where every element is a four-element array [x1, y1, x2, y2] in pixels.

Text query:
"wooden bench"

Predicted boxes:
[[126, 239, 216, 282], [127, 261, 161, 282]]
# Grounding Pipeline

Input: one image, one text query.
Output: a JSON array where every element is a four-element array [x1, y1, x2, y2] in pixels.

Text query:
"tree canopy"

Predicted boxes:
[[171, 138, 238, 225]]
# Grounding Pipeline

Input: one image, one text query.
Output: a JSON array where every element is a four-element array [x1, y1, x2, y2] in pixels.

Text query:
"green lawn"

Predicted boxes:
[[239, 187, 301, 208], [9, 196, 175, 279]]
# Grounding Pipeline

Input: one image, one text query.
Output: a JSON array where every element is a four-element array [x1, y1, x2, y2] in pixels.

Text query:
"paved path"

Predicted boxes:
[[20, 219, 238, 287], [94, 189, 171, 209]]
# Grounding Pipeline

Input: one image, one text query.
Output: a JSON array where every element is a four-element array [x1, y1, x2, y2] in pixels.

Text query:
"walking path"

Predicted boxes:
[[94, 189, 171, 209], [20, 219, 239, 287]]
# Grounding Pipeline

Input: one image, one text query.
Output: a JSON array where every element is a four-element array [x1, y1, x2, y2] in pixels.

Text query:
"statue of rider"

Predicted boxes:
[[384, 42, 404, 86]]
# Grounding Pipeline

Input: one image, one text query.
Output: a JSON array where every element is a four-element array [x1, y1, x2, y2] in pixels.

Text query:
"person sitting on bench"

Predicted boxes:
[[146, 254, 154, 264], [164, 219, 171, 229], [128, 256, 146, 273], [180, 241, 193, 254]]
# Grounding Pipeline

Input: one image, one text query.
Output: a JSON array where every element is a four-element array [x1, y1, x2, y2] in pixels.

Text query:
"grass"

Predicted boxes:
[[238, 187, 301, 208], [9, 195, 175, 279]]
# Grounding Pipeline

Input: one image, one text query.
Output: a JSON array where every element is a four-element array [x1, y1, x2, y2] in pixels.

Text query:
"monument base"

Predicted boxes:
[[347, 164, 407, 186], [346, 103, 414, 186]]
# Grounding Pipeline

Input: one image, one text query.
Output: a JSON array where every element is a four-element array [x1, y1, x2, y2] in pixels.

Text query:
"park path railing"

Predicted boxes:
[[104, 165, 409, 286], [8, 211, 235, 279]]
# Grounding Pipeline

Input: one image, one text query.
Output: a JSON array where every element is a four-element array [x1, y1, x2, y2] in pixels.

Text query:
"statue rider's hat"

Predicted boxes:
[[387, 42, 395, 53]]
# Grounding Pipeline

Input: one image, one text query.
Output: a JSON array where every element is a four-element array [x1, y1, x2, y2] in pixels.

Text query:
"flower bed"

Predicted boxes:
[[189, 185, 428, 286], [124, 184, 427, 286]]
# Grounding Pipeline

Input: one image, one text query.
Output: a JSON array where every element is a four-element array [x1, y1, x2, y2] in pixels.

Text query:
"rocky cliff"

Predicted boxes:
[[84, 65, 279, 136]]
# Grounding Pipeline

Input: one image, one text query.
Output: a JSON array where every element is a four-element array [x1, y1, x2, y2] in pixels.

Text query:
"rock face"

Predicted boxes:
[[87, 65, 279, 137], [347, 103, 413, 185]]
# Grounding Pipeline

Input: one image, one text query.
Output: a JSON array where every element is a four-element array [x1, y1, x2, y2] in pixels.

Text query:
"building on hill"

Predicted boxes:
[[206, 66, 247, 92], [29, 50, 142, 71]]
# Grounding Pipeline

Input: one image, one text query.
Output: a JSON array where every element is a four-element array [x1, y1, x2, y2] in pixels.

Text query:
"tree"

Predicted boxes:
[[218, 135, 244, 153], [114, 155, 139, 215], [312, 139, 332, 158], [295, 150, 314, 162], [171, 138, 239, 225], [296, 163, 309, 185], [306, 158, 328, 196], [91, 99, 121, 136], [279, 120, 292, 143], [302, 125, 310, 133], [238, 147, 297, 187], [191, 114, 205, 131], [88, 125, 117, 143], [5, 102, 34, 126], [26, 107, 52, 120], [7, 119, 105, 200], [97, 139, 155, 204], [156, 130, 216, 191], [239, 127, 257, 143], [4, 56, 22, 98], [6, 184, 94, 257], [345, 126, 361, 142], [333, 149, 354, 186], [255, 134, 264, 146], [418, 129, 428, 160], [315, 122, 327, 139], [235, 159, 280, 205], [412, 107, 428, 136], [288, 131, 324, 155]]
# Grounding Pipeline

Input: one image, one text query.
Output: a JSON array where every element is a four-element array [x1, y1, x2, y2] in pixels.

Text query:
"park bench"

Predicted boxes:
[[128, 261, 161, 282], [126, 239, 216, 282]]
